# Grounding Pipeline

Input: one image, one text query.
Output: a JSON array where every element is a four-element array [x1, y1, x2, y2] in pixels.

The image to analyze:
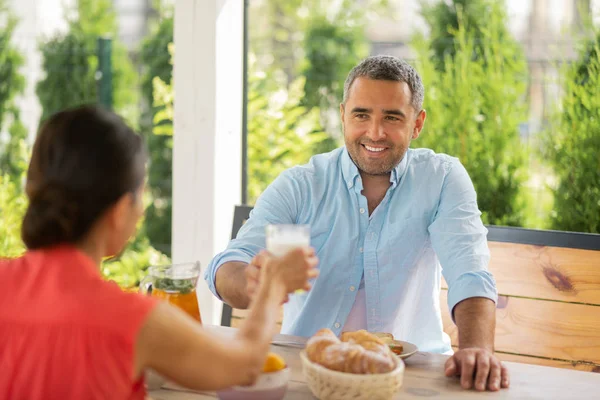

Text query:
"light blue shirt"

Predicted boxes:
[[205, 147, 497, 353]]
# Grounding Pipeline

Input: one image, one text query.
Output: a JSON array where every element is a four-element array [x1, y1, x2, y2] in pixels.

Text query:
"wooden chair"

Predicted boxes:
[[441, 226, 600, 372], [221, 205, 600, 372]]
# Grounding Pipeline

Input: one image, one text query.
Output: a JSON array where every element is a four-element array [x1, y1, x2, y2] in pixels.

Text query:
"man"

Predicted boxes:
[[205, 55, 509, 392]]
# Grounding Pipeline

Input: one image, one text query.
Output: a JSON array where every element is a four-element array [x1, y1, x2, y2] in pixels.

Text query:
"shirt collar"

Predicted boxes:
[[341, 147, 410, 190]]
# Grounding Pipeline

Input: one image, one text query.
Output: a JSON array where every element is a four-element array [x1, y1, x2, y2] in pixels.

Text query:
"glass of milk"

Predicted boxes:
[[265, 224, 310, 257]]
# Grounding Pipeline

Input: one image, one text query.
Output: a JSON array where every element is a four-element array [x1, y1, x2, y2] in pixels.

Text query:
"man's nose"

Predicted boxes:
[[366, 119, 385, 141]]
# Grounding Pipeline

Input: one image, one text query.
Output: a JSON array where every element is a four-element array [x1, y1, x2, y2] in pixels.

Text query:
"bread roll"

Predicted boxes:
[[314, 328, 338, 340], [306, 335, 340, 363], [306, 329, 397, 374], [321, 342, 361, 372]]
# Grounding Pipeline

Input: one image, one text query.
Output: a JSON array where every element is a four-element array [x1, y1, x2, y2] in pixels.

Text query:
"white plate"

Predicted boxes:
[[393, 340, 419, 359]]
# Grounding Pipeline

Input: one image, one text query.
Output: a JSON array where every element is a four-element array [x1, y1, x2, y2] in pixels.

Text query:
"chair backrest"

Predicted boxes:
[[441, 226, 600, 372], [220, 205, 253, 326]]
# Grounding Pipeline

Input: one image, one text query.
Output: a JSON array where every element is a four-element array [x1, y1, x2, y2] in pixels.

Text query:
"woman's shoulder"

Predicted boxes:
[[1, 246, 158, 339]]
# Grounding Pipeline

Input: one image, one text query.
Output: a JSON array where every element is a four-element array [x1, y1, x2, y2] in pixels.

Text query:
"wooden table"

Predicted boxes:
[[148, 325, 600, 400]]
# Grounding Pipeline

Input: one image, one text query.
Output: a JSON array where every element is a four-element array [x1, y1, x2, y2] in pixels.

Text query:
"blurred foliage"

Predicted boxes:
[[36, 0, 138, 126], [249, 0, 387, 83], [0, 1, 28, 259], [0, 175, 27, 258], [541, 32, 600, 233], [102, 234, 171, 288], [413, 0, 529, 226], [0, 0, 27, 182], [299, 0, 373, 105], [420, 0, 521, 73], [0, 118, 28, 182], [140, 13, 174, 256], [247, 57, 330, 203], [152, 43, 174, 136]]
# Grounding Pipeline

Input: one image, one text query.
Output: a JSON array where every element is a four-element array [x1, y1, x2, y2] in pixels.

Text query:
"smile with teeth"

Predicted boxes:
[[363, 144, 386, 152]]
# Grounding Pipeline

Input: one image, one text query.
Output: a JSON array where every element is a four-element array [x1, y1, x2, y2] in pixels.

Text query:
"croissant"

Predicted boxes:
[[306, 335, 340, 363], [306, 330, 397, 374]]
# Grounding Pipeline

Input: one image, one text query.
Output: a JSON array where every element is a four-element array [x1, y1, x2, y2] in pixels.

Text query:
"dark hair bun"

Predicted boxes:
[[21, 105, 146, 250], [22, 184, 80, 249]]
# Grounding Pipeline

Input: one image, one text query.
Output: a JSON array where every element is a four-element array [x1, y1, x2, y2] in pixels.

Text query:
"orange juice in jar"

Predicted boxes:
[[139, 262, 202, 323]]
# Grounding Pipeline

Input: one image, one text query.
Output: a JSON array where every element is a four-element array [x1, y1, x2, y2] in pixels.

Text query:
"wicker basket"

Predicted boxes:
[[300, 351, 405, 400]]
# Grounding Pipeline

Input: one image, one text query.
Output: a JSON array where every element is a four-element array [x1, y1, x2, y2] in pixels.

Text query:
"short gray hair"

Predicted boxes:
[[343, 55, 424, 111]]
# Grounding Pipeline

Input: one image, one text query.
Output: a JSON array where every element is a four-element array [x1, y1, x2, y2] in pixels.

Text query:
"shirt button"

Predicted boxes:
[[359, 247, 363, 253], [334, 322, 341, 329], [349, 286, 356, 292], [359, 207, 365, 214]]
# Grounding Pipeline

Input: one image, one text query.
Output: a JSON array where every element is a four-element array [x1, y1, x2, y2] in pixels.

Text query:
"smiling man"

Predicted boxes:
[[205, 55, 509, 392]]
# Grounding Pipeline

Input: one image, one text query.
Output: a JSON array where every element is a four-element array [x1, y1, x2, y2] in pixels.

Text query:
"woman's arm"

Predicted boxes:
[[134, 248, 318, 391]]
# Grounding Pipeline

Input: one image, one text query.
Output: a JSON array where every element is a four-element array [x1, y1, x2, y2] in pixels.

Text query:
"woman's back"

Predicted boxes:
[[0, 246, 156, 400]]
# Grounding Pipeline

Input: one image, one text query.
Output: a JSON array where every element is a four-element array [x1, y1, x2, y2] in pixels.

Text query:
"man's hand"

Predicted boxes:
[[244, 260, 261, 299], [445, 348, 509, 391]]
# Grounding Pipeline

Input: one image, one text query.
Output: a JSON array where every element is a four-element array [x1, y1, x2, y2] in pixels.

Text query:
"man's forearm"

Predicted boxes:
[[215, 261, 251, 309], [453, 297, 496, 351]]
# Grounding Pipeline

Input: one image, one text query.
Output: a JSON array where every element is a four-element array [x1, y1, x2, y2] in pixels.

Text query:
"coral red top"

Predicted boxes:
[[0, 245, 158, 400]]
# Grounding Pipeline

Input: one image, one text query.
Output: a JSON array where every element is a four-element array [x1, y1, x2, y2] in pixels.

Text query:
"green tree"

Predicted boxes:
[[420, 0, 521, 72], [300, 7, 369, 110], [0, 0, 27, 183], [0, 175, 27, 257], [246, 58, 329, 203], [36, 32, 96, 122], [413, 1, 529, 226], [0, 119, 29, 182], [541, 33, 600, 233], [140, 14, 174, 255], [36, 0, 138, 125]]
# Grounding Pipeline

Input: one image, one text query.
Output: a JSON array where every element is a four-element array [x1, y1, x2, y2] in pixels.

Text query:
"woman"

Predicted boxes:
[[0, 105, 319, 399]]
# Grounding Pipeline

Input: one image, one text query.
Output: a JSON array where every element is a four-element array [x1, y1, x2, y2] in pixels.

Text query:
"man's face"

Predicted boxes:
[[341, 77, 426, 176]]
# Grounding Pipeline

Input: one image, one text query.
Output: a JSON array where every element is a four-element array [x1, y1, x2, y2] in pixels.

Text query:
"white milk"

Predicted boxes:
[[266, 235, 310, 257]]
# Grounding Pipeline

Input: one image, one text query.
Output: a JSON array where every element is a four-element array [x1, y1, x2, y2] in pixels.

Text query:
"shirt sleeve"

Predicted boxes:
[[203, 169, 305, 300], [428, 158, 498, 321]]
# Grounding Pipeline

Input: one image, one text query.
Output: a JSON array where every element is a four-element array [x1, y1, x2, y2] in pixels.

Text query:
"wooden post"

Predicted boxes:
[[172, 0, 243, 325]]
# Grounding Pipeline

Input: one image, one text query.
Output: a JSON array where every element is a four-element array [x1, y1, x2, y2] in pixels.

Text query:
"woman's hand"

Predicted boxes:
[[252, 248, 319, 299]]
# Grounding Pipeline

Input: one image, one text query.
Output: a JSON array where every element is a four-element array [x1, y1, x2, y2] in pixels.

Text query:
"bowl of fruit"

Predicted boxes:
[[216, 352, 290, 400]]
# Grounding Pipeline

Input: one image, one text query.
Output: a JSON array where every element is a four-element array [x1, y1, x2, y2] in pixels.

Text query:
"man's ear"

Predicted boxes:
[[412, 109, 427, 140]]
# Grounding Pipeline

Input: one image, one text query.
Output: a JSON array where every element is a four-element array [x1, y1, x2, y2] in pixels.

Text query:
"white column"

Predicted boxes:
[[173, 0, 243, 325]]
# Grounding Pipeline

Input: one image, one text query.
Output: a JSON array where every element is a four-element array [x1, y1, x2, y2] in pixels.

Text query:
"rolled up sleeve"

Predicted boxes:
[[428, 158, 498, 320], [203, 169, 304, 300]]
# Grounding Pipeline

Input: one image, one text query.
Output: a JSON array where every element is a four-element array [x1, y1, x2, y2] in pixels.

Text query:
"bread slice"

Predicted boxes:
[[371, 333, 404, 355], [371, 332, 394, 344]]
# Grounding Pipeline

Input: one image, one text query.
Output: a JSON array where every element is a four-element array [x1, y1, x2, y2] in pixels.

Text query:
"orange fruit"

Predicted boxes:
[[263, 352, 286, 373]]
